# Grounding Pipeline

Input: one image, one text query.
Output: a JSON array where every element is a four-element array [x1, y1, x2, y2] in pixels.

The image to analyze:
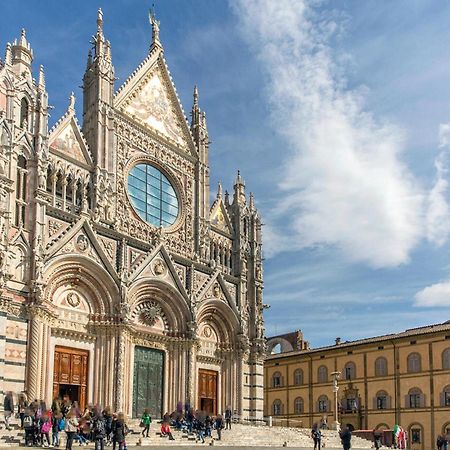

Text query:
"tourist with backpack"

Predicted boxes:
[[92, 413, 106, 450], [311, 424, 322, 450], [215, 415, 224, 441], [23, 409, 35, 446], [140, 409, 151, 438], [113, 413, 128, 450]]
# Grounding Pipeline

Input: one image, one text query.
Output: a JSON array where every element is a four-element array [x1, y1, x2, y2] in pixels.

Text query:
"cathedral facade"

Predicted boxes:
[[0, 10, 265, 421]]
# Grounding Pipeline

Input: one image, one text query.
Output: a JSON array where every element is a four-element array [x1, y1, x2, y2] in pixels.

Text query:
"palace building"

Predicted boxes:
[[0, 10, 265, 420], [265, 323, 450, 450]]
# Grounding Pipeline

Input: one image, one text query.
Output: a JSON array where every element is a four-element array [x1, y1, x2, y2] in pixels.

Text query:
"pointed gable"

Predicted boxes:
[[210, 198, 233, 235], [49, 95, 93, 168], [115, 48, 196, 154]]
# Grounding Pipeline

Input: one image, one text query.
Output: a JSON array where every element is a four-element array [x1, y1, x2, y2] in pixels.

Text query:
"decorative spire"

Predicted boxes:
[[225, 190, 230, 206], [193, 85, 199, 108], [19, 29, 28, 48], [149, 9, 162, 50], [217, 182, 223, 199], [68, 92, 75, 114], [4, 43, 12, 66], [235, 170, 245, 187], [249, 192, 255, 211], [38, 65, 45, 89], [97, 8, 103, 33]]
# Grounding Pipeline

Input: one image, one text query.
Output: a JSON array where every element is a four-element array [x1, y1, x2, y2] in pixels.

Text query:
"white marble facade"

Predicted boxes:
[[0, 12, 265, 421]]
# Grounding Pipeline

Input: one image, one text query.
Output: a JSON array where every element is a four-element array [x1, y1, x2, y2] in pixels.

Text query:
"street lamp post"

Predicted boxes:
[[331, 371, 341, 431]]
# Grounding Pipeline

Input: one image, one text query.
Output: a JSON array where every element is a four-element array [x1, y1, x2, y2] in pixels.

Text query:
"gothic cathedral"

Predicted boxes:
[[0, 10, 265, 421]]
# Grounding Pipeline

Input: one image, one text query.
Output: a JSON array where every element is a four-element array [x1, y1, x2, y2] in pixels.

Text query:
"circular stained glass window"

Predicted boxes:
[[127, 163, 179, 227]]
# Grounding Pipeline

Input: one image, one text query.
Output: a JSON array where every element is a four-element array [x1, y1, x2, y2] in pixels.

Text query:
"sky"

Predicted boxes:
[[2, 0, 450, 347]]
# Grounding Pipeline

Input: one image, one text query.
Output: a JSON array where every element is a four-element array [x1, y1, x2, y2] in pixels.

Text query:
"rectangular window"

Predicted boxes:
[[319, 401, 327, 412], [411, 429, 421, 444], [445, 392, 450, 406], [410, 394, 421, 408], [377, 396, 386, 410]]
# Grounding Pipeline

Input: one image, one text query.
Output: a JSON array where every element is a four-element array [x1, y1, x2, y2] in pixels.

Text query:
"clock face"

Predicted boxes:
[[127, 162, 179, 227]]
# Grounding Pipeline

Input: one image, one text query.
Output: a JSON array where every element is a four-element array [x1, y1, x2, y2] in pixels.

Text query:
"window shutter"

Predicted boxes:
[[405, 395, 410, 408], [387, 396, 392, 409]]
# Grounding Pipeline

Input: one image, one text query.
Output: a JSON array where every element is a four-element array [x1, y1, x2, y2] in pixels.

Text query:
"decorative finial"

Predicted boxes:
[[217, 182, 223, 199], [224, 190, 230, 206], [19, 29, 28, 48], [86, 49, 92, 68], [193, 85, 199, 107], [97, 8, 103, 32], [149, 6, 161, 49], [68, 92, 75, 113], [235, 170, 244, 185], [38, 65, 45, 88], [4, 43, 12, 66], [249, 192, 255, 210]]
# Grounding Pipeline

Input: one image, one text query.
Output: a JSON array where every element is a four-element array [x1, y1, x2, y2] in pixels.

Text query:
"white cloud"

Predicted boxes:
[[414, 280, 450, 307], [426, 144, 450, 246], [233, 0, 428, 268]]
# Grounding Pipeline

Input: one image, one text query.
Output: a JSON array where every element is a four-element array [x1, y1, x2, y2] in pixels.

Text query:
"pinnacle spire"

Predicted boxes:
[[38, 65, 45, 89], [235, 170, 245, 186], [249, 192, 255, 210], [19, 29, 28, 48], [97, 8, 103, 33], [217, 182, 223, 199], [193, 85, 199, 108], [4, 43, 12, 66]]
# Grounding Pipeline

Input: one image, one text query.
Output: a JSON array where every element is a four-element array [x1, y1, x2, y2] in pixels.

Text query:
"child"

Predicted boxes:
[[23, 409, 35, 447], [64, 410, 79, 450], [140, 409, 151, 438], [52, 412, 64, 447], [40, 412, 52, 448]]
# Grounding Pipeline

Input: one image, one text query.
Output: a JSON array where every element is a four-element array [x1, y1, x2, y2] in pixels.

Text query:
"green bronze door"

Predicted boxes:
[[132, 346, 164, 418]]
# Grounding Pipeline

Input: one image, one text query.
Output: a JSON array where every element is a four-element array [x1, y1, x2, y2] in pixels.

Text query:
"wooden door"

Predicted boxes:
[[198, 369, 217, 415], [53, 346, 88, 410]]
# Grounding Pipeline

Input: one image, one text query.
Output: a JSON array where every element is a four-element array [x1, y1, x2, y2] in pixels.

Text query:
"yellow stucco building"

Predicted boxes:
[[265, 322, 450, 450]]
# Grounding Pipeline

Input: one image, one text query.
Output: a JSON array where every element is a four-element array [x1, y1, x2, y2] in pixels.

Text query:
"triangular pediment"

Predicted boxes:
[[45, 218, 118, 283], [128, 243, 189, 301], [210, 199, 233, 235], [49, 112, 92, 168], [115, 52, 195, 154], [196, 270, 239, 316]]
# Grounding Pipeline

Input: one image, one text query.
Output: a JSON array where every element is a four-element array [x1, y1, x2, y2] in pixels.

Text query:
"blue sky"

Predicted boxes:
[[2, 0, 450, 347]]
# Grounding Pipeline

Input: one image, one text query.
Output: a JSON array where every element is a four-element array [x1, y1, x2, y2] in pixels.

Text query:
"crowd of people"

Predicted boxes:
[[3, 392, 234, 447], [158, 406, 232, 443], [3, 392, 130, 450]]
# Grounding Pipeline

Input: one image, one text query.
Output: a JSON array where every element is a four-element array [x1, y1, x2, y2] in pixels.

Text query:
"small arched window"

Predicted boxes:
[[442, 348, 450, 370], [440, 385, 450, 407], [344, 362, 356, 380], [407, 352, 422, 373], [293, 369, 303, 385], [407, 387, 424, 408], [317, 395, 329, 412], [273, 399, 283, 416], [375, 357, 388, 377], [294, 397, 304, 414], [375, 390, 389, 410], [272, 371, 282, 388], [20, 97, 29, 128], [318, 365, 328, 383]]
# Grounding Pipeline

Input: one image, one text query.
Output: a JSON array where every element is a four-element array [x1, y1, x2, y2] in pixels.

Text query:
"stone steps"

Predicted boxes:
[[0, 421, 374, 448]]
